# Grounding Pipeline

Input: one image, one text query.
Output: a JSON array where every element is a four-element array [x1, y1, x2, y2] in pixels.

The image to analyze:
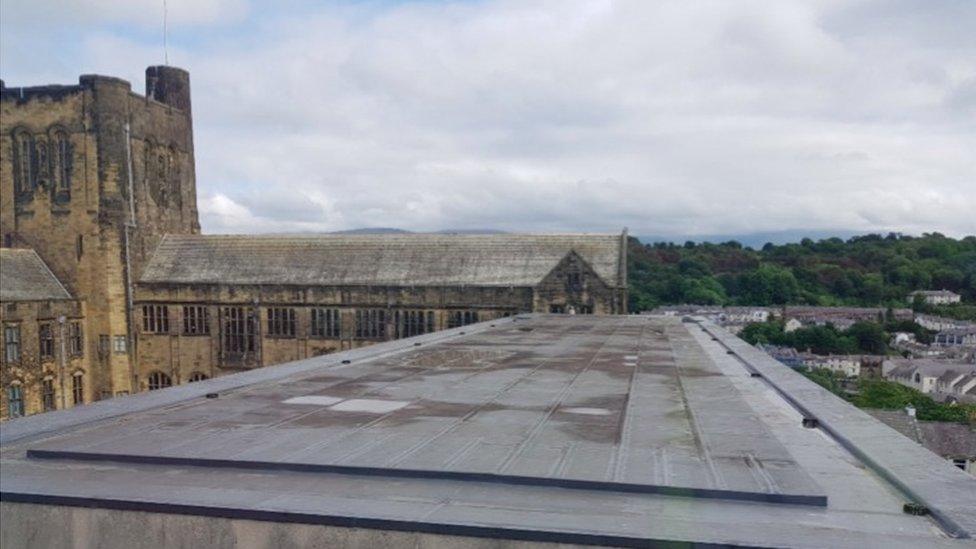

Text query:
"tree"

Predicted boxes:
[[846, 322, 888, 354]]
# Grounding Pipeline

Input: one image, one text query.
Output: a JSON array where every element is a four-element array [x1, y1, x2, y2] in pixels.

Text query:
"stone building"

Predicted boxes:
[[909, 289, 962, 305], [1, 66, 199, 418], [0, 249, 90, 418], [131, 233, 627, 389], [2, 65, 626, 413]]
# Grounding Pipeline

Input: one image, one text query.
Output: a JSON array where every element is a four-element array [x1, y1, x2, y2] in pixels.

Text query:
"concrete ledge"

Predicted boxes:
[[0, 498, 736, 549], [698, 320, 976, 539], [24, 449, 827, 507]]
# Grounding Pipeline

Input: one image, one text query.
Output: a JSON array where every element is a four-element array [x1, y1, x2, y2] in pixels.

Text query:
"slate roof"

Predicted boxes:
[[140, 233, 626, 287], [885, 359, 976, 380], [0, 249, 72, 301], [868, 410, 976, 459]]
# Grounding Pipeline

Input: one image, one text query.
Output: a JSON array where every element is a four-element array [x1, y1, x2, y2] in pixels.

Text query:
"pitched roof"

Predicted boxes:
[[0, 248, 72, 301], [868, 409, 976, 458], [140, 233, 626, 288], [918, 422, 976, 457]]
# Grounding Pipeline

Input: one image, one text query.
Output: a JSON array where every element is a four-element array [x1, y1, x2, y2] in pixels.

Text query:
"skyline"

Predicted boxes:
[[2, 0, 974, 238]]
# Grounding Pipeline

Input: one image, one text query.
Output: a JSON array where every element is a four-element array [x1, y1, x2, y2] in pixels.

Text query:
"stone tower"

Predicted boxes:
[[1, 66, 200, 399]]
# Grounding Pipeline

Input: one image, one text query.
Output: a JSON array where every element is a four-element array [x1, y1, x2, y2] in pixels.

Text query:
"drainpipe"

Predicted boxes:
[[57, 315, 67, 409], [123, 122, 138, 392]]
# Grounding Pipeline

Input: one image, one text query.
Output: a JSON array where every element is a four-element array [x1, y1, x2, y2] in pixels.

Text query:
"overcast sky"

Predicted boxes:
[[2, 0, 974, 239]]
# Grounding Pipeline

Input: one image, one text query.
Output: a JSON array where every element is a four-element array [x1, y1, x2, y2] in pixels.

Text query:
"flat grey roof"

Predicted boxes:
[[3, 315, 976, 548]]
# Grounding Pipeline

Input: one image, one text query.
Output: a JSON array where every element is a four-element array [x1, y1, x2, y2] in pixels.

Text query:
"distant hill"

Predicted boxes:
[[270, 227, 509, 235], [636, 229, 864, 249], [331, 227, 411, 234]]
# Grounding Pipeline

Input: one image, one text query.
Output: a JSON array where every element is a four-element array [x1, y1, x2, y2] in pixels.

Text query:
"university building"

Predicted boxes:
[[1, 66, 626, 419]]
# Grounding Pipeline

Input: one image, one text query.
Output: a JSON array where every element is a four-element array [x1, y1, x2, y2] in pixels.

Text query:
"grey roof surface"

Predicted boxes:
[[140, 233, 625, 287], [0, 248, 72, 302], [3, 315, 976, 548]]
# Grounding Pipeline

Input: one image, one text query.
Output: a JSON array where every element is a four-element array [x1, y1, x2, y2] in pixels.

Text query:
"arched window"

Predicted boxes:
[[143, 139, 156, 182], [51, 129, 71, 192], [42, 377, 56, 412], [147, 371, 173, 391], [72, 371, 85, 405], [7, 382, 25, 418], [12, 129, 33, 195], [914, 373, 921, 383], [34, 138, 49, 184], [188, 372, 209, 383]]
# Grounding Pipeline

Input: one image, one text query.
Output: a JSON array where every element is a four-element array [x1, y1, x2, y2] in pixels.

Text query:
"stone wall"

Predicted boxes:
[[0, 67, 200, 402], [0, 299, 90, 420], [132, 282, 533, 390]]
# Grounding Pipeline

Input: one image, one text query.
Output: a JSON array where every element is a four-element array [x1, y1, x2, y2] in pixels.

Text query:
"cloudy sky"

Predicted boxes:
[[2, 0, 974, 240]]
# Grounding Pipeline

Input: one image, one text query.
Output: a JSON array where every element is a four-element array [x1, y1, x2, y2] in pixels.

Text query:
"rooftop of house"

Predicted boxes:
[[139, 233, 626, 288], [911, 290, 962, 297], [867, 409, 976, 459], [885, 359, 976, 380], [2, 315, 975, 547], [0, 248, 72, 302]]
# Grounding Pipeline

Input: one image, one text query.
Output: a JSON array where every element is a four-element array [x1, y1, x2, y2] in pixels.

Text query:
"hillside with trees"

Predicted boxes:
[[628, 232, 976, 316]]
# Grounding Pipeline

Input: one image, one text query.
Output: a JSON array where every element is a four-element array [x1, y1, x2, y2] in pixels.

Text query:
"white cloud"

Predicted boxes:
[[1, 0, 248, 27], [3, 0, 975, 238]]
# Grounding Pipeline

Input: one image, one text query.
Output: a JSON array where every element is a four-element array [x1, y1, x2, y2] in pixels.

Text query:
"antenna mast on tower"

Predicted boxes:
[[162, 0, 170, 65]]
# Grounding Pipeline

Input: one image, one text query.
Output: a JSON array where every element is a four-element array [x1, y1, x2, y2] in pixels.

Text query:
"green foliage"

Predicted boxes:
[[797, 367, 844, 396], [850, 380, 976, 423], [797, 370, 976, 424], [628, 233, 976, 311], [917, 303, 976, 322], [884, 319, 935, 344], [739, 319, 883, 355]]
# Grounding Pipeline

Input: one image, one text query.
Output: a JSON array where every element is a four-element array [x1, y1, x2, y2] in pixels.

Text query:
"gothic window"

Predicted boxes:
[[12, 129, 33, 196], [68, 322, 83, 356], [98, 335, 110, 357], [355, 309, 387, 339], [188, 372, 209, 383], [3, 325, 21, 363], [143, 140, 155, 181], [142, 305, 170, 333], [311, 308, 341, 338], [567, 271, 583, 291], [7, 383, 25, 418], [223, 307, 256, 354], [447, 311, 480, 329], [169, 144, 181, 178], [42, 378, 56, 411], [147, 371, 172, 391], [39, 323, 54, 359], [267, 308, 296, 338], [157, 150, 169, 180], [395, 310, 435, 339], [51, 129, 72, 193], [72, 372, 84, 405], [34, 138, 49, 184], [182, 306, 210, 335]]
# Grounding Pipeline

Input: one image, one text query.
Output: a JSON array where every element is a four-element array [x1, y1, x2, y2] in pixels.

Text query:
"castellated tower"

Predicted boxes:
[[0, 66, 200, 400]]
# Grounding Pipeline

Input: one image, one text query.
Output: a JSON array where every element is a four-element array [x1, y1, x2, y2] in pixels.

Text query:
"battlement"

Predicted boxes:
[[1, 66, 190, 112]]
